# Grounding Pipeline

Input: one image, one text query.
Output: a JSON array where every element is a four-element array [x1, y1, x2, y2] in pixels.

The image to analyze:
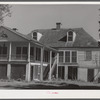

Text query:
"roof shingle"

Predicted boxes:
[[28, 28, 98, 48]]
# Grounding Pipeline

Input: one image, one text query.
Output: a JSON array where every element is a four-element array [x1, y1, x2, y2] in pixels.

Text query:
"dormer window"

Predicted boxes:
[[59, 30, 76, 43], [33, 32, 37, 40], [68, 31, 73, 41]]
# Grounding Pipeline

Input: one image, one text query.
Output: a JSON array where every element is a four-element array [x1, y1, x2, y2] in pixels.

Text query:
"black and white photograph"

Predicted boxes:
[[0, 3, 100, 91]]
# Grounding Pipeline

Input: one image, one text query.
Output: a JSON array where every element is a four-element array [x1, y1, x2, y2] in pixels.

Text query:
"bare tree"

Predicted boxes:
[[0, 4, 11, 24]]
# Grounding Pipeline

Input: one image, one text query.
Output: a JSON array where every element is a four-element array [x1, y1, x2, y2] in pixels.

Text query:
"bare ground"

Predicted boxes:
[[0, 79, 100, 89]]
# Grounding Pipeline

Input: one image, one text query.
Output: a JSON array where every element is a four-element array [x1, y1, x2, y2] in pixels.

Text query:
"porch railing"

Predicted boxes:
[[11, 54, 28, 61], [0, 54, 8, 61]]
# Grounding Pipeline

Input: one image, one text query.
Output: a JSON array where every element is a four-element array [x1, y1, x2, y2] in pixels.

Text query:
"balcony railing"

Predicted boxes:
[[11, 54, 28, 61], [0, 54, 8, 61]]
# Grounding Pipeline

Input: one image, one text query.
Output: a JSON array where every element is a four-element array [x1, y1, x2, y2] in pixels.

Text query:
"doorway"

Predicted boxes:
[[68, 66, 77, 80], [58, 66, 65, 79], [88, 69, 94, 82]]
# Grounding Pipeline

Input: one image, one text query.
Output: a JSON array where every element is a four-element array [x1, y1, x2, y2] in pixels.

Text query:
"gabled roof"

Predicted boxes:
[[0, 26, 57, 51], [0, 26, 43, 46], [28, 28, 98, 48]]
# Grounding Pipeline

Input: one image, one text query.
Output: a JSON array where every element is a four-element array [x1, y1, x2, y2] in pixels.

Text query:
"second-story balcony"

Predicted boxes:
[[11, 54, 28, 61]]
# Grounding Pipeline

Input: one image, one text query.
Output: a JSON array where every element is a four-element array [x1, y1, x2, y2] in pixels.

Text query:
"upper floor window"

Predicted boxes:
[[16, 47, 28, 55], [65, 51, 77, 63], [43, 50, 49, 62], [72, 51, 77, 62], [33, 32, 37, 40], [85, 51, 92, 61], [65, 51, 70, 63], [30, 47, 34, 56], [36, 47, 41, 61], [68, 31, 73, 41], [59, 52, 63, 63], [0, 46, 7, 55]]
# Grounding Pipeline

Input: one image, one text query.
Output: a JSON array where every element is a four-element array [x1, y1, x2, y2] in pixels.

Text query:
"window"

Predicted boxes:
[[33, 32, 37, 40], [16, 47, 28, 58], [65, 51, 70, 62], [68, 31, 73, 41], [0, 46, 7, 55], [36, 47, 41, 61], [16, 47, 21, 55], [65, 51, 77, 63], [85, 51, 92, 61], [43, 50, 49, 62], [72, 51, 77, 62], [30, 47, 34, 56], [22, 47, 28, 55], [59, 52, 63, 62]]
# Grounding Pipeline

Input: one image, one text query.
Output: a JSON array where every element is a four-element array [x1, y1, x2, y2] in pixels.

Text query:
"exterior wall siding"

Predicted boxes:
[[78, 50, 100, 68], [78, 68, 87, 82]]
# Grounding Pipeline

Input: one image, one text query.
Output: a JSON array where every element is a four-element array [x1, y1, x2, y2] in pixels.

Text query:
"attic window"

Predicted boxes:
[[68, 31, 73, 41], [33, 32, 37, 40]]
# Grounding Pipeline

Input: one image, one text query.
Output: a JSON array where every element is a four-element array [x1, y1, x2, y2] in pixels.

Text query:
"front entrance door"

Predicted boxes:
[[68, 66, 77, 80], [88, 69, 94, 82], [58, 66, 65, 79], [34, 65, 41, 80]]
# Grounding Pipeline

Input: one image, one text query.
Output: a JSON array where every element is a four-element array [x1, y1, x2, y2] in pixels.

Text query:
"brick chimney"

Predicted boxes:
[[56, 22, 61, 30]]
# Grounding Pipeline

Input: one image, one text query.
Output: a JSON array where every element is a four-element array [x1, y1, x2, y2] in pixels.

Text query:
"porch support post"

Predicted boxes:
[[7, 64, 11, 80], [26, 42, 31, 82], [26, 63, 31, 82], [9, 42, 12, 61], [49, 51, 52, 81], [40, 47, 44, 81], [7, 42, 12, 80], [28, 42, 30, 62], [56, 53, 59, 80]]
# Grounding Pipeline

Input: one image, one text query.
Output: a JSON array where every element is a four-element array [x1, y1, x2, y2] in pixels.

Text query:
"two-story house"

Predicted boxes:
[[0, 26, 57, 82], [28, 23, 100, 82]]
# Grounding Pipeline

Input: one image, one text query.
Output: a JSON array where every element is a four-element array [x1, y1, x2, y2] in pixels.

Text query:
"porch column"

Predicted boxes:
[[40, 47, 44, 81], [7, 42, 12, 80], [9, 42, 12, 61], [26, 42, 31, 82], [26, 63, 31, 82], [49, 51, 52, 81], [7, 64, 11, 80], [28, 42, 30, 62], [56, 53, 59, 80]]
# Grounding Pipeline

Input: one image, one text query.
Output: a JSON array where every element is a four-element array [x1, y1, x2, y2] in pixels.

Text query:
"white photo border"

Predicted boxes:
[[0, 1, 100, 99]]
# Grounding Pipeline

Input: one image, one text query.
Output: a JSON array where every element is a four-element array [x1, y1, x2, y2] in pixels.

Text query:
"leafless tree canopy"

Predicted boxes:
[[0, 4, 11, 24]]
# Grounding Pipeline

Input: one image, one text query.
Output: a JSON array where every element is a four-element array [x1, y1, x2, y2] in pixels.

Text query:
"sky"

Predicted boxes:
[[3, 4, 100, 40]]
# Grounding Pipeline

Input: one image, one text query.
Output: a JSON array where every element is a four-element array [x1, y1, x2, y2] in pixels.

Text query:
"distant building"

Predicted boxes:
[[0, 23, 100, 83]]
